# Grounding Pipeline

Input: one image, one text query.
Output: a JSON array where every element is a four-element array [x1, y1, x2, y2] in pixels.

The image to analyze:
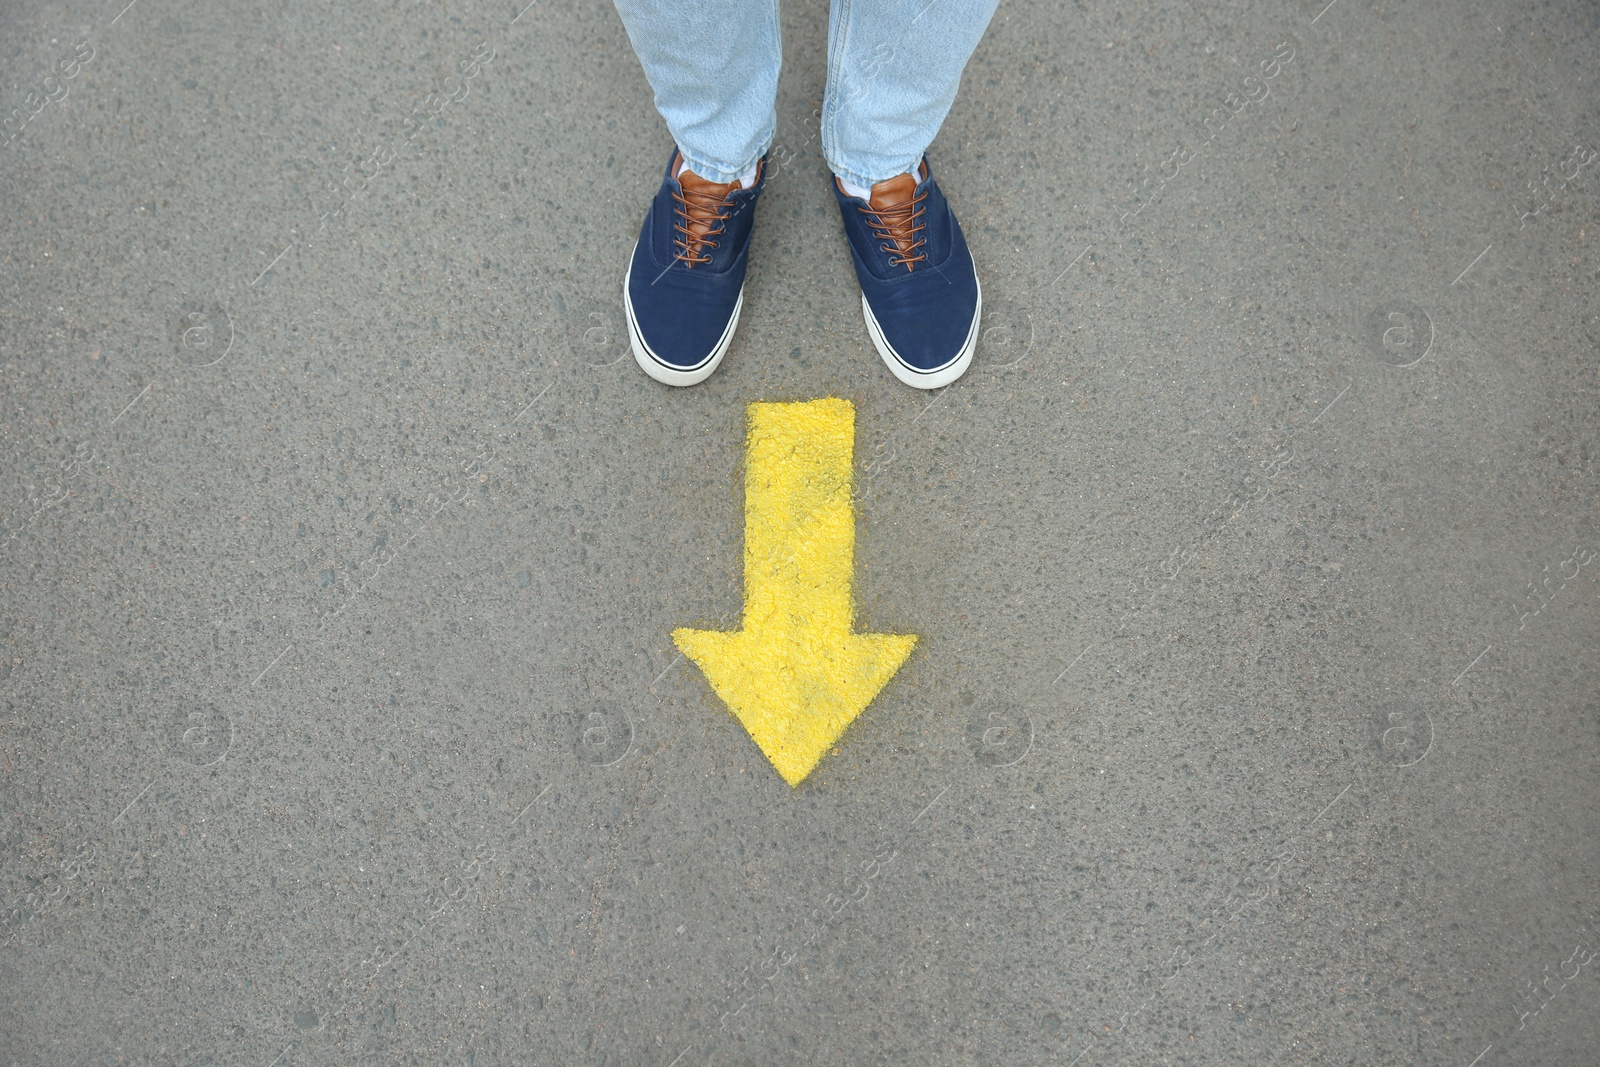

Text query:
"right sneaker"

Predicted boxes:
[[833, 157, 980, 389], [624, 150, 766, 386]]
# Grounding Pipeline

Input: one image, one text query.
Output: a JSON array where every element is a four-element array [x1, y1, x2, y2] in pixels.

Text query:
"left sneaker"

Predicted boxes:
[[833, 158, 981, 389], [625, 151, 767, 387]]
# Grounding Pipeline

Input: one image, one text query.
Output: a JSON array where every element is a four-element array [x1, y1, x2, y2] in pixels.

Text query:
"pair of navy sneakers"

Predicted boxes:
[[624, 151, 981, 389]]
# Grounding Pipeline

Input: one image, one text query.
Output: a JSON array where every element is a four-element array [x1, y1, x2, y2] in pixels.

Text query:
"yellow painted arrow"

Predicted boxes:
[[674, 398, 918, 786]]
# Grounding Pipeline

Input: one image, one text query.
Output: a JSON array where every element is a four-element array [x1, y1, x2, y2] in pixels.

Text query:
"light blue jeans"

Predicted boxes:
[[610, 0, 1000, 189]]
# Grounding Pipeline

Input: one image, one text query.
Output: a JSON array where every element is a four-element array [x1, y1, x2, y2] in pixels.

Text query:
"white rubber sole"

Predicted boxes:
[[623, 244, 741, 387], [861, 275, 981, 390]]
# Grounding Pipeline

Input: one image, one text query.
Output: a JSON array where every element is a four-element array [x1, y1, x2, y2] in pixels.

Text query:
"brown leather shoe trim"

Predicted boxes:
[[856, 165, 929, 272], [671, 153, 758, 268]]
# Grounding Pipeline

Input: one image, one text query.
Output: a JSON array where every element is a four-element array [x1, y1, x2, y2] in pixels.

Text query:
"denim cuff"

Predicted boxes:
[[826, 155, 924, 192], [674, 122, 774, 185]]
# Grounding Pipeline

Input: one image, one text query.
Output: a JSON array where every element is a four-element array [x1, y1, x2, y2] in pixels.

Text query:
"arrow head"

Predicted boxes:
[[673, 626, 917, 786]]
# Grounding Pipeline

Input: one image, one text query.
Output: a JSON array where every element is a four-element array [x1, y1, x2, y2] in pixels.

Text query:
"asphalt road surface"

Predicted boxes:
[[2, 0, 1597, 1064]]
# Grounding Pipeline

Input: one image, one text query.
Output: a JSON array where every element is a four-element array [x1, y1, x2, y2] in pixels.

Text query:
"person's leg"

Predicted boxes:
[[822, 0, 999, 189], [612, 0, 782, 183], [613, 0, 783, 386], [823, 0, 998, 389]]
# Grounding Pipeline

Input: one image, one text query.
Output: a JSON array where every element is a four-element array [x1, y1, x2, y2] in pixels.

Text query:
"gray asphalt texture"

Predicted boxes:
[[2, 0, 1598, 1064]]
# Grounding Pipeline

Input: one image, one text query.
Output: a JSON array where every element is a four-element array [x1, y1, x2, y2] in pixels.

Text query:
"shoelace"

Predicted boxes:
[[860, 190, 929, 271], [671, 183, 735, 267]]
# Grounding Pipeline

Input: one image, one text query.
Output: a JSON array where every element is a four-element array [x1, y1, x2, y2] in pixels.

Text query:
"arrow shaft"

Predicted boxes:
[[743, 400, 856, 638]]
